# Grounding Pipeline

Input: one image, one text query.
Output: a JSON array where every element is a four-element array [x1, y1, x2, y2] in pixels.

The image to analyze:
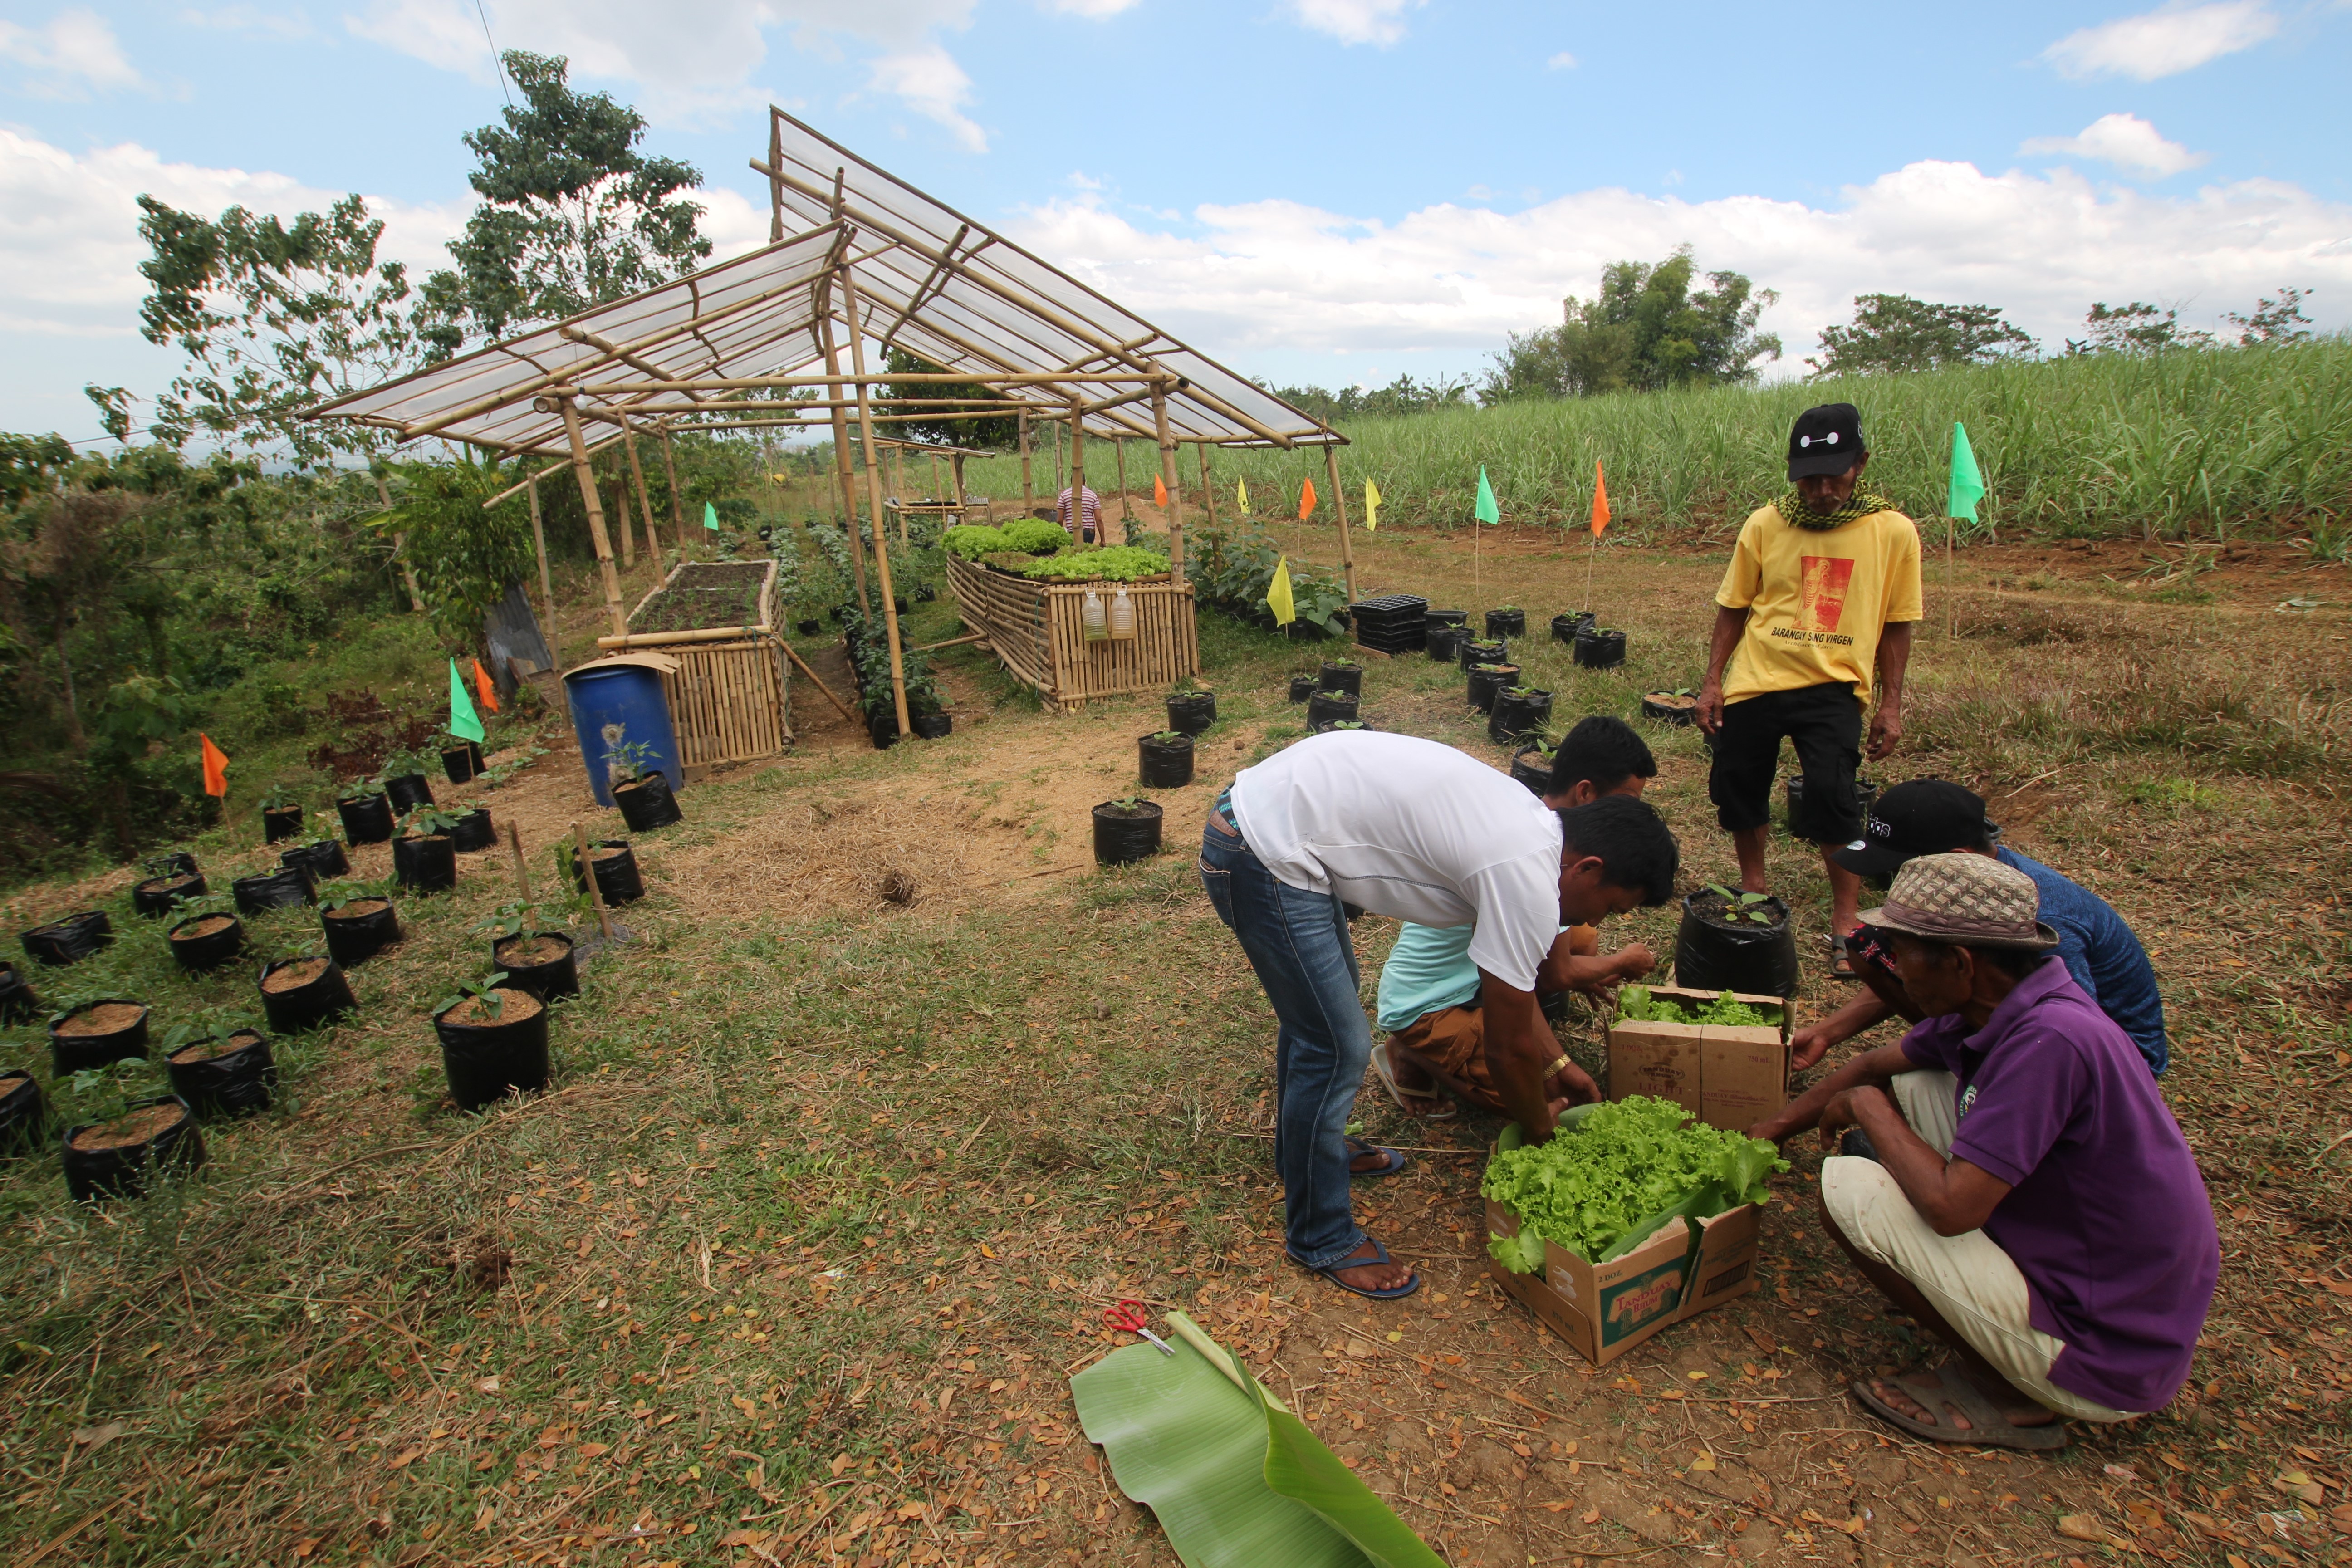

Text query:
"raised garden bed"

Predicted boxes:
[[608, 560, 791, 774], [947, 556, 1197, 710]]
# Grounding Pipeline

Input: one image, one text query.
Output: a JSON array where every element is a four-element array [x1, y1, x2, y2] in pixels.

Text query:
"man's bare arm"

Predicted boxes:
[[1822, 1086, 2012, 1235], [1868, 621, 1914, 761], [1748, 1041, 1913, 1144], [1695, 605, 1747, 735], [1478, 969, 1593, 1141]]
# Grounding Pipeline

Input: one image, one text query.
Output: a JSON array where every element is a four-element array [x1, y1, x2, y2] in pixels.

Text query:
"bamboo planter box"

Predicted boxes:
[[946, 556, 1198, 708], [598, 560, 793, 776]]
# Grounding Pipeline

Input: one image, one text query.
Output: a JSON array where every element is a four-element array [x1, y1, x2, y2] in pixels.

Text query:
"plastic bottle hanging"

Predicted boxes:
[[1107, 588, 1137, 641], [1081, 589, 1109, 642]]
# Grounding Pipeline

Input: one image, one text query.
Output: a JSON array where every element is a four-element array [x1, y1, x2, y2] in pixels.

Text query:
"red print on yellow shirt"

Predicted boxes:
[[1799, 556, 1856, 632]]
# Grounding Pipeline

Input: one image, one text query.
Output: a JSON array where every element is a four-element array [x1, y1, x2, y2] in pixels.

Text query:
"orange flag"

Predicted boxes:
[[199, 733, 229, 797], [471, 657, 501, 714], [1154, 472, 1168, 509], [1298, 478, 1318, 520], [1590, 460, 1611, 538]]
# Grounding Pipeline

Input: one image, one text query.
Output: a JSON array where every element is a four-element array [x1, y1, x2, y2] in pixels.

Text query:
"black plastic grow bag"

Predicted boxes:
[[570, 841, 645, 905], [0, 1070, 43, 1157], [383, 773, 435, 813], [62, 1094, 205, 1202], [1092, 800, 1163, 866], [321, 899, 402, 967], [393, 834, 457, 893], [167, 914, 245, 973], [1166, 692, 1217, 735], [258, 956, 357, 1034], [166, 1030, 276, 1118], [436, 989, 551, 1111], [1317, 662, 1362, 697], [49, 999, 150, 1075], [21, 911, 110, 967], [614, 772, 683, 832], [1485, 609, 1526, 638], [1138, 733, 1194, 789], [233, 866, 315, 916], [493, 932, 580, 1002], [0, 965, 37, 1024], [1489, 689, 1554, 745], [1306, 691, 1359, 731], [1573, 627, 1627, 669], [450, 808, 496, 854], [1672, 891, 1799, 999], [1466, 664, 1517, 713], [262, 804, 305, 844], [337, 793, 394, 845], [132, 873, 206, 919], [280, 840, 349, 883]]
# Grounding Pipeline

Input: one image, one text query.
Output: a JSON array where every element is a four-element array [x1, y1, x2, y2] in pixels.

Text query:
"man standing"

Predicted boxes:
[[1698, 403, 1921, 970], [1056, 483, 1102, 544], [1201, 731, 1680, 1299]]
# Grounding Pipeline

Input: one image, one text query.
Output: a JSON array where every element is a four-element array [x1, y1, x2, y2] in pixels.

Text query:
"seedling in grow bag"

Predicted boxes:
[[259, 784, 308, 844], [336, 780, 395, 846], [159, 1009, 277, 1119], [48, 992, 152, 1075], [166, 895, 246, 974], [54, 1057, 204, 1203], [376, 750, 437, 813], [258, 943, 358, 1034], [318, 879, 403, 966], [393, 807, 466, 893], [1702, 883, 1779, 926], [435, 972, 515, 1024], [132, 861, 207, 918]]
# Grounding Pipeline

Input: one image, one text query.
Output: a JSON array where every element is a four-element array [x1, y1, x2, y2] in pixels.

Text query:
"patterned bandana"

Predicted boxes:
[[1775, 486, 1896, 533]]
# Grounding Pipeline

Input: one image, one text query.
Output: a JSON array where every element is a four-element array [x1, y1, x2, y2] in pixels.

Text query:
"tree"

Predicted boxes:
[[2225, 287, 2314, 345], [365, 450, 536, 644], [2065, 301, 2214, 357], [1269, 374, 1473, 424], [1807, 294, 2038, 377], [422, 51, 711, 353], [876, 348, 1021, 449], [1483, 248, 1780, 401], [123, 194, 431, 465]]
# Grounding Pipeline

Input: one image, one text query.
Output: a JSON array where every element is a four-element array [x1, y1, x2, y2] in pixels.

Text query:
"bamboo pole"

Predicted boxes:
[[1196, 441, 1218, 535], [838, 267, 911, 738], [1115, 438, 1132, 539], [767, 110, 785, 244], [1019, 411, 1034, 515], [571, 821, 614, 945], [596, 625, 773, 649], [1326, 445, 1357, 606], [815, 294, 872, 615], [621, 421, 660, 566], [606, 462, 634, 570], [526, 473, 554, 638], [1153, 385, 1187, 586], [559, 397, 628, 637], [1067, 399, 1087, 543], [505, 819, 534, 903], [657, 423, 688, 557], [890, 446, 908, 545], [951, 452, 967, 518]]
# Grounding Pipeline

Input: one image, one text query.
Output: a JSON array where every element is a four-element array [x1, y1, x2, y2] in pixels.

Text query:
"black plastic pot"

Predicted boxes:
[[1466, 663, 1519, 713], [1139, 733, 1195, 789], [1092, 800, 1163, 866], [321, 898, 401, 967], [0, 1070, 43, 1157], [0, 965, 37, 1024], [1166, 691, 1217, 735], [62, 1095, 205, 1203], [1426, 625, 1466, 663], [146, 851, 200, 879], [392, 834, 458, 894], [1785, 776, 1879, 842], [1306, 691, 1359, 731], [383, 773, 435, 813], [337, 792, 394, 846], [166, 1030, 276, 1118], [1673, 889, 1799, 999], [912, 713, 953, 740], [450, 808, 496, 854], [868, 711, 901, 750], [569, 841, 645, 905], [21, 911, 110, 967], [1458, 637, 1507, 671], [1287, 674, 1317, 703], [262, 804, 305, 844], [1425, 608, 1468, 629], [281, 839, 349, 883], [132, 873, 206, 919], [1318, 662, 1363, 697], [493, 932, 579, 1002], [614, 771, 683, 832], [258, 956, 358, 1034], [49, 999, 150, 1075], [1573, 627, 1627, 670], [1485, 608, 1526, 638], [916, 584, 936, 603], [797, 618, 822, 635], [1511, 747, 1555, 795], [167, 913, 245, 974], [1490, 689, 1554, 745], [233, 866, 315, 916], [1552, 611, 1595, 647], [436, 988, 551, 1111], [441, 743, 484, 785], [1642, 692, 1700, 726]]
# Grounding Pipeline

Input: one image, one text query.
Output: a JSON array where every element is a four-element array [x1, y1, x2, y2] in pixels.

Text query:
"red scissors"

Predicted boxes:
[[1104, 1299, 1175, 1356]]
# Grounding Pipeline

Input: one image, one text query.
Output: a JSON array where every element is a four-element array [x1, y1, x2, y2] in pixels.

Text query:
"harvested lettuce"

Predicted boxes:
[[1616, 986, 1782, 1027]]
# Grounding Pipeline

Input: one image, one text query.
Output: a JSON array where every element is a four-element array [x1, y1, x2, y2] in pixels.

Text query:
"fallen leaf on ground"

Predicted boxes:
[[2057, 1514, 2125, 1546], [70, 1421, 127, 1449]]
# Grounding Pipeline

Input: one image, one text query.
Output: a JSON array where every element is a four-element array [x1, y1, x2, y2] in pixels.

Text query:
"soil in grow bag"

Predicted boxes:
[[494, 933, 580, 1001], [1092, 799, 1163, 866], [1458, 637, 1507, 671], [262, 804, 305, 844], [50, 1000, 150, 1075], [1318, 662, 1363, 697], [62, 1097, 205, 1203], [911, 713, 953, 740], [436, 988, 551, 1111], [1489, 688, 1554, 745], [167, 913, 245, 973], [450, 808, 496, 854], [1785, 775, 1879, 842], [1642, 691, 1700, 725], [147, 850, 200, 878], [383, 773, 435, 813], [1552, 611, 1595, 646], [1426, 625, 1466, 662], [1166, 691, 1217, 735], [1573, 627, 1627, 669], [1485, 608, 1527, 638], [338, 793, 394, 845], [1466, 663, 1519, 712], [0, 965, 36, 1024], [281, 839, 349, 883], [1510, 747, 1556, 795], [259, 956, 357, 1033], [233, 866, 315, 916], [322, 898, 401, 966], [393, 834, 458, 893], [1425, 608, 1468, 629], [570, 842, 646, 905], [1674, 886, 1799, 999], [132, 872, 206, 919], [22, 911, 111, 967], [167, 1031, 276, 1118], [1138, 733, 1194, 789], [613, 771, 683, 832], [0, 1069, 43, 1156], [1306, 691, 1359, 730], [1287, 674, 1316, 703], [441, 743, 485, 785]]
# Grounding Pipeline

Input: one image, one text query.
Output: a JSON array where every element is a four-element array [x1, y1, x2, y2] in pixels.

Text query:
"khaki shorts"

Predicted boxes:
[[1821, 1071, 2138, 1424]]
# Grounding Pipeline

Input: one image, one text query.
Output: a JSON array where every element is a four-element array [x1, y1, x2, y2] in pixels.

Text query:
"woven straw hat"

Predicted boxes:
[[1856, 852, 2058, 951]]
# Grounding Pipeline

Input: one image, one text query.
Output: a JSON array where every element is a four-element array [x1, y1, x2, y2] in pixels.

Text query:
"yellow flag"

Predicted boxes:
[[1266, 554, 1295, 626], [1238, 478, 1251, 515], [1364, 479, 1382, 532]]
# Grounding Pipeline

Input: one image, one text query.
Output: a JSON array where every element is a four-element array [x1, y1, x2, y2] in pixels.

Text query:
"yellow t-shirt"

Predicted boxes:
[[1715, 503, 1923, 703]]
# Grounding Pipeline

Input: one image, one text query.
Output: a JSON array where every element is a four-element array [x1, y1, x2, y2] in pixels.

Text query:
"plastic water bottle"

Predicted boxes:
[[1082, 590, 1108, 642], [1107, 589, 1136, 640]]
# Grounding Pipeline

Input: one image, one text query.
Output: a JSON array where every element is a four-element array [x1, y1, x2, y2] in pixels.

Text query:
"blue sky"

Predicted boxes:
[[4, 0, 2349, 445]]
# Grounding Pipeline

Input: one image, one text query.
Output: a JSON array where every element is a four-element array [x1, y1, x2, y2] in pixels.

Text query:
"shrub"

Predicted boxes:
[[1189, 527, 1350, 637]]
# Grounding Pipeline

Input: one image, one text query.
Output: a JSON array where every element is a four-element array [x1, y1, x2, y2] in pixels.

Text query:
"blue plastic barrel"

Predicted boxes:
[[564, 660, 683, 808]]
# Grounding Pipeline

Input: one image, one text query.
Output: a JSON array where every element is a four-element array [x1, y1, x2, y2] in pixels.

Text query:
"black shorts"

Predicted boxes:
[[1708, 682, 1863, 840]]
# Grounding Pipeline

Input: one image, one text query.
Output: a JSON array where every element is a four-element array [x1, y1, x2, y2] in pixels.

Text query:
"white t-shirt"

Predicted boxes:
[[1227, 731, 1564, 991]]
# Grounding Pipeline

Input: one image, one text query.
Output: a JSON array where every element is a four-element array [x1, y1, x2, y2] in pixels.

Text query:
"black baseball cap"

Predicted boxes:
[[1830, 779, 1999, 878], [1787, 403, 1867, 480]]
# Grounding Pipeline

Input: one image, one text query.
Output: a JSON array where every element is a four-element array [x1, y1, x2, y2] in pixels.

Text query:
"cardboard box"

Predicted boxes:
[[1607, 985, 1789, 1133], [1484, 1195, 1762, 1366]]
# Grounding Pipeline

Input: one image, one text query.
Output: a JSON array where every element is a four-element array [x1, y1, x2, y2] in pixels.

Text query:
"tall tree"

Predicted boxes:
[[422, 51, 711, 353], [1483, 248, 1780, 401], [2225, 286, 2315, 345], [875, 348, 1022, 450], [1807, 294, 2038, 377], [2066, 301, 2215, 357]]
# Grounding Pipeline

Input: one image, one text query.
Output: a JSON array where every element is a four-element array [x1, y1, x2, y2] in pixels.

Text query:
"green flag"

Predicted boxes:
[[447, 658, 485, 744], [1947, 422, 1985, 522], [702, 501, 720, 532], [1473, 466, 1499, 525]]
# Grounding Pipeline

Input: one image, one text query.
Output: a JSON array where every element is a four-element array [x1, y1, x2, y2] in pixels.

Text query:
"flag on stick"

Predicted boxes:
[[1154, 472, 1168, 509], [1266, 556, 1295, 627], [199, 734, 228, 797], [1298, 479, 1317, 521], [1947, 423, 1985, 522], [471, 657, 500, 715], [1237, 479, 1251, 515], [1590, 460, 1610, 537], [702, 501, 720, 532], [1364, 479, 1382, 531], [1473, 467, 1499, 525], [448, 658, 486, 744]]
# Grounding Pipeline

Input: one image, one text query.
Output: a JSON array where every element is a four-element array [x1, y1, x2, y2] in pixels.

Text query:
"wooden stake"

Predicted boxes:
[[526, 473, 554, 638], [657, 422, 687, 558], [1115, 438, 1132, 538], [951, 452, 967, 519], [775, 639, 859, 723], [1152, 384, 1187, 586], [571, 821, 614, 945], [1326, 444, 1357, 606], [1019, 409, 1034, 516], [1196, 441, 1218, 535], [559, 397, 628, 637], [505, 820, 534, 902], [1945, 424, 1959, 641], [610, 465, 634, 569], [1583, 534, 1597, 613], [838, 265, 912, 738], [815, 293, 872, 614], [621, 421, 660, 566]]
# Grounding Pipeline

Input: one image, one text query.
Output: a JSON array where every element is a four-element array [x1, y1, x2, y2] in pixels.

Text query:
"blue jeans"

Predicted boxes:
[[1199, 805, 1369, 1272]]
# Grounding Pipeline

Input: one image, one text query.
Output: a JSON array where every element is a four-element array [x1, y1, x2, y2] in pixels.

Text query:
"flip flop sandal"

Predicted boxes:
[[1851, 1364, 2068, 1451], [1824, 933, 1862, 981], [1298, 1235, 1421, 1301], [1343, 1137, 1410, 1178], [1370, 1040, 1457, 1121]]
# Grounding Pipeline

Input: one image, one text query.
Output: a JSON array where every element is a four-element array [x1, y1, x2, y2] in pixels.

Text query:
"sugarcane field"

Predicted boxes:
[[2, 10, 2349, 1568]]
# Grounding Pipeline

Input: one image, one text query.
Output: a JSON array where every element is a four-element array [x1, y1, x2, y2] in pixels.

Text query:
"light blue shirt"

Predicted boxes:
[[1376, 920, 1570, 1034]]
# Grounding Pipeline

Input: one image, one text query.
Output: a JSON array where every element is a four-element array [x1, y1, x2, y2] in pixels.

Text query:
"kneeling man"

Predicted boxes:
[[1749, 853, 2216, 1448]]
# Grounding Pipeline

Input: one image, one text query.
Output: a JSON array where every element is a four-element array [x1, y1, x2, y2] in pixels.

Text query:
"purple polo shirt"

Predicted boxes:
[[1900, 959, 2218, 1413]]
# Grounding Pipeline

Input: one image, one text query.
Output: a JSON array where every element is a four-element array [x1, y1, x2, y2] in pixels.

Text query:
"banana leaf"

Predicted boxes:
[[1069, 1312, 1443, 1568]]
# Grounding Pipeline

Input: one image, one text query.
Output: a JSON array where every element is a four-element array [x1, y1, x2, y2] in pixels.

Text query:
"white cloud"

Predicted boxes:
[[2022, 113, 2208, 178], [865, 42, 986, 152], [1042, 0, 1142, 13], [1546, 50, 1577, 69], [0, 7, 145, 96], [2043, 0, 2277, 80], [1287, 0, 1424, 47]]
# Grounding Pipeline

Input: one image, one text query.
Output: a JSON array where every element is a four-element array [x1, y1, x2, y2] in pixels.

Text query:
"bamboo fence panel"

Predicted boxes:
[[946, 557, 1196, 706], [626, 559, 793, 770]]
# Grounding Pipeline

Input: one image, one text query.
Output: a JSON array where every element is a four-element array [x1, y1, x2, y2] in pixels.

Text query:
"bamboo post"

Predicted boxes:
[[622, 421, 660, 566], [816, 297, 872, 615], [559, 397, 628, 637], [930, 450, 943, 513], [609, 464, 634, 570], [1196, 441, 1219, 534], [1326, 444, 1357, 605], [767, 111, 785, 244], [1019, 410, 1034, 516], [1068, 400, 1087, 542], [775, 639, 860, 724], [505, 819, 534, 902], [1115, 438, 1132, 539], [526, 472, 554, 636], [1152, 385, 1187, 586], [657, 422, 688, 558], [951, 453, 967, 519], [838, 267, 912, 738], [571, 821, 614, 945], [889, 446, 908, 544]]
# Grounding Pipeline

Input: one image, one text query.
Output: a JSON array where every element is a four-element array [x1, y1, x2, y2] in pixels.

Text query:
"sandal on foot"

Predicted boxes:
[[1370, 1041, 1456, 1121], [1825, 931, 1861, 981], [1298, 1235, 1420, 1301], [1851, 1364, 2068, 1451], [1344, 1137, 1409, 1178]]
